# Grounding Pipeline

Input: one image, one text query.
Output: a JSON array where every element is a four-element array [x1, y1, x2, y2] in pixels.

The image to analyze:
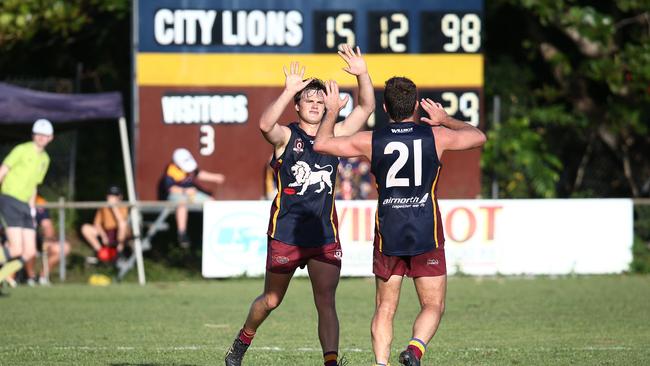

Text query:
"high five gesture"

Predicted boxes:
[[283, 61, 313, 94], [338, 45, 367, 76]]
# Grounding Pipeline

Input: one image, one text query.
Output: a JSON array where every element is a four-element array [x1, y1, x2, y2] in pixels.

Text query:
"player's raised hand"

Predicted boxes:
[[338, 45, 367, 76], [420, 98, 449, 126], [283, 61, 313, 93], [323, 80, 349, 113]]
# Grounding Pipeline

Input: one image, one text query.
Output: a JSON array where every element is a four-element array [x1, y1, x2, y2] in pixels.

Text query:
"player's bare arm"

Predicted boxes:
[[41, 219, 56, 240], [420, 97, 486, 158], [197, 171, 225, 184], [259, 61, 312, 155], [29, 190, 37, 223], [0, 164, 9, 183], [93, 214, 109, 244], [333, 45, 375, 137], [314, 80, 372, 160]]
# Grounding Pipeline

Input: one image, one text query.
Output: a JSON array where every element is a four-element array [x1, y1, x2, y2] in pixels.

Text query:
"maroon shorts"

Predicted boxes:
[[373, 246, 446, 281], [106, 229, 118, 245], [266, 237, 342, 274]]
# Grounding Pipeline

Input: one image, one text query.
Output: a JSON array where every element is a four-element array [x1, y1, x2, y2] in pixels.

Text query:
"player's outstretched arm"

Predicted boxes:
[[197, 171, 225, 184], [259, 62, 311, 148], [420, 98, 486, 157], [334, 45, 375, 137], [314, 80, 372, 160]]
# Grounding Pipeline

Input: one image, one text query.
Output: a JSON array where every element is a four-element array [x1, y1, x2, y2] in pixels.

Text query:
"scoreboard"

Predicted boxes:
[[134, 0, 483, 200]]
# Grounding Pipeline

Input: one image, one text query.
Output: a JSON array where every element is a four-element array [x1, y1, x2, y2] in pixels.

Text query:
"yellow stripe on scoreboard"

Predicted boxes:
[[137, 53, 483, 88]]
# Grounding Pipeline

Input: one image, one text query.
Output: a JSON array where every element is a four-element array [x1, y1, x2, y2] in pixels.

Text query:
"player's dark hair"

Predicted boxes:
[[383, 77, 417, 122], [294, 78, 326, 104]]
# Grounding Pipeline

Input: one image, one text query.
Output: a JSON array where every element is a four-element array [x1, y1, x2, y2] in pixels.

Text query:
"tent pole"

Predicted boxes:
[[118, 116, 146, 285], [58, 196, 65, 281], [68, 131, 78, 200]]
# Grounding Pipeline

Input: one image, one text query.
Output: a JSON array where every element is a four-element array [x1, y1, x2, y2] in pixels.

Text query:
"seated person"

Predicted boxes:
[[263, 153, 277, 200], [81, 185, 129, 263], [159, 148, 225, 248], [336, 157, 372, 200], [24, 195, 71, 285]]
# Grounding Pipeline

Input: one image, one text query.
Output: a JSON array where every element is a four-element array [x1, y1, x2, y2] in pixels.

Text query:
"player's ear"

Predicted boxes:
[[413, 101, 419, 115], [295, 103, 300, 112], [382, 103, 387, 113]]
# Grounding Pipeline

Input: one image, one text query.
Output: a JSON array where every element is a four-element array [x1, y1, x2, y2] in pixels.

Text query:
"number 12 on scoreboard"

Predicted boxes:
[[367, 12, 409, 53]]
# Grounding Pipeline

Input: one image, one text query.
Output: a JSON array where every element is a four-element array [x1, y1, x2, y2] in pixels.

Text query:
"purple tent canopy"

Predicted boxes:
[[0, 81, 127, 204], [0, 82, 146, 283], [0, 82, 123, 123]]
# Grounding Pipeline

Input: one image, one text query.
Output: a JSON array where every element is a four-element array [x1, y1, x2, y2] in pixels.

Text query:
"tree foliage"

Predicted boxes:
[[0, 0, 131, 202], [484, 0, 650, 198], [0, 0, 129, 47], [0, 0, 130, 91]]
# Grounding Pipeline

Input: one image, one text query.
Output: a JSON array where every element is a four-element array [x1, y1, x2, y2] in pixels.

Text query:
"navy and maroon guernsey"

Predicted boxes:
[[267, 123, 340, 247], [370, 122, 445, 256]]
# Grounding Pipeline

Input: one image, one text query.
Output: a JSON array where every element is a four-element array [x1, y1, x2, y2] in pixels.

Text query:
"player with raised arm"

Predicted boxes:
[[314, 77, 486, 366], [224, 45, 374, 366]]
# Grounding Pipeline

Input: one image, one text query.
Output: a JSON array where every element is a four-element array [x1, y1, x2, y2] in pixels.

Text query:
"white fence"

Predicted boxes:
[[202, 199, 634, 277]]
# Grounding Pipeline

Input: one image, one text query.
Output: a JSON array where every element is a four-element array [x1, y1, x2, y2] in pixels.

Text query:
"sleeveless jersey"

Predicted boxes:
[[267, 123, 340, 247], [370, 122, 445, 256]]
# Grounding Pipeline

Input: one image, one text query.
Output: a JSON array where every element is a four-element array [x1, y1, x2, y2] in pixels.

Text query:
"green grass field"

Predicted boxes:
[[1, 276, 649, 365]]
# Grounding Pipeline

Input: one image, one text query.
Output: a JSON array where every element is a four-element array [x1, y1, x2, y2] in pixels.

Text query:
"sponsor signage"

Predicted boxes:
[[203, 199, 634, 277]]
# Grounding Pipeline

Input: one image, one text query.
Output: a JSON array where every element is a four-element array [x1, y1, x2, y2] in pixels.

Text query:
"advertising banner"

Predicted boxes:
[[202, 199, 634, 277]]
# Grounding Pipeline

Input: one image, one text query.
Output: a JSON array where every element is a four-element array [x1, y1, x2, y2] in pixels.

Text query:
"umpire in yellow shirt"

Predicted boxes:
[[0, 119, 53, 286]]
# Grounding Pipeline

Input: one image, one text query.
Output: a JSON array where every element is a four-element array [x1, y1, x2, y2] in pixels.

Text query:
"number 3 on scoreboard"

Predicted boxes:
[[199, 125, 214, 156]]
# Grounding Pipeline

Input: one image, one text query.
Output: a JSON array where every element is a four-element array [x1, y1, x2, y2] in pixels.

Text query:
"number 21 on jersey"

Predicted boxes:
[[385, 139, 422, 188]]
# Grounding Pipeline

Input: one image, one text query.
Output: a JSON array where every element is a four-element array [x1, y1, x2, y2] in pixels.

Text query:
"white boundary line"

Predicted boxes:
[[0, 345, 635, 352]]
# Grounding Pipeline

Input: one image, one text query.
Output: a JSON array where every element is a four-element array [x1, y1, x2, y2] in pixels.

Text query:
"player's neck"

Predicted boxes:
[[31, 140, 45, 153], [388, 112, 417, 124], [298, 120, 319, 137]]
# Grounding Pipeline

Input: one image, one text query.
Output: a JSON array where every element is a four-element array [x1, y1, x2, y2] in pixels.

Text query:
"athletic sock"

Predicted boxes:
[[0, 257, 24, 283], [237, 328, 256, 345], [407, 337, 426, 360], [323, 351, 337, 366]]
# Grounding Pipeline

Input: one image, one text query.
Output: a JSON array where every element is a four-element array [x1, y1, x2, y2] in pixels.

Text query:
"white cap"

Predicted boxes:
[[32, 119, 53, 136], [172, 148, 197, 172]]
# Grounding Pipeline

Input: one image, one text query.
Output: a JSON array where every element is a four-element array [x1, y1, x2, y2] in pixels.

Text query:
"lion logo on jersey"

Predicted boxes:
[[288, 161, 334, 195]]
